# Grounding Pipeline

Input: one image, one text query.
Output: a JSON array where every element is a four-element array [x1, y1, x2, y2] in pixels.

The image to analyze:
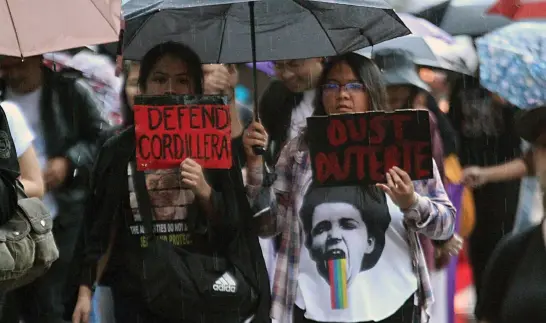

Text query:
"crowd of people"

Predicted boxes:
[[0, 35, 543, 323]]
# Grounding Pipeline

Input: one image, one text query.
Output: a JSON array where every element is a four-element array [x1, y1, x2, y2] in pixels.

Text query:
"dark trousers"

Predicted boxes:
[[0, 215, 82, 323], [293, 294, 416, 323], [111, 287, 177, 323]]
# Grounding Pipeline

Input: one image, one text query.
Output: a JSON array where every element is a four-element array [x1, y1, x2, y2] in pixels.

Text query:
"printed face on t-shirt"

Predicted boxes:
[[310, 202, 375, 284]]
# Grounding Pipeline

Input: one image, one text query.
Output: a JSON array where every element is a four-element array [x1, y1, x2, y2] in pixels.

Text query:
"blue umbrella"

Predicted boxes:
[[477, 22, 546, 109]]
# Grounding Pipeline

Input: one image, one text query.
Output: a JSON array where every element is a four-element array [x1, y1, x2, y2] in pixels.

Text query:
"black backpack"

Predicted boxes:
[[129, 162, 260, 323], [66, 128, 270, 323]]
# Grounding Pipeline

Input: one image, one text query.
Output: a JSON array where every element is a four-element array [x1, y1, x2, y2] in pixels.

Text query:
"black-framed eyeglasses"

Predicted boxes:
[[321, 82, 366, 93]]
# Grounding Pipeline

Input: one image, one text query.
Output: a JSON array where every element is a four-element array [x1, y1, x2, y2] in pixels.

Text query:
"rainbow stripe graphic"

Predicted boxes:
[[328, 257, 348, 309]]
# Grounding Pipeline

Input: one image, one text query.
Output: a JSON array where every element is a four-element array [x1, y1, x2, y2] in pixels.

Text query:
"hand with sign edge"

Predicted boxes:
[[243, 121, 268, 168], [180, 158, 212, 201], [376, 166, 416, 210]]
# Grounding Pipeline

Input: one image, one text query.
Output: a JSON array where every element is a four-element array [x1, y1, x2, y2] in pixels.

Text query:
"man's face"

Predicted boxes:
[[274, 58, 323, 93], [0, 56, 42, 93], [534, 133, 546, 192], [310, 202, 374, 284]]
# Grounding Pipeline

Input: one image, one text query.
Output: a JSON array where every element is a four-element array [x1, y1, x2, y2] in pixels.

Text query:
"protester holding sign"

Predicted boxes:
[[244, 53, 456, 323], [70, 42, 270, 323]]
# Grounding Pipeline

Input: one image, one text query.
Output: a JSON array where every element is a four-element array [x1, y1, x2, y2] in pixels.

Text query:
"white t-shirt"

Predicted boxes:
[[288, 90, 315, 141], [6, 88, 58, 218], [1, 101, 34, 158], [295, 172, 417, 322]]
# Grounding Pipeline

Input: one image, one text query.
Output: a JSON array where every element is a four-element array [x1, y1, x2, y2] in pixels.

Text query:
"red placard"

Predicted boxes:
[[133, 102, 232, 171]]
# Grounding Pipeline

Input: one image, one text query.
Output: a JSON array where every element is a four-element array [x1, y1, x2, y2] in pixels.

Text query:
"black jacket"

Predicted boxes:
[[66, 127, 271, 322], [0, 69, 108, 226]]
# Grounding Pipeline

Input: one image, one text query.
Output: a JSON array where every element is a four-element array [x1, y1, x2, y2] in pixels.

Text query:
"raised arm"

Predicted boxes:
[[405, 160, 457, 240], [243, 122, 295, 237]]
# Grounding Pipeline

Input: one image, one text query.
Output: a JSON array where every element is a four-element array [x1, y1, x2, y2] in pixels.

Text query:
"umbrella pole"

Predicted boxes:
[[249, 1, 266, 156]]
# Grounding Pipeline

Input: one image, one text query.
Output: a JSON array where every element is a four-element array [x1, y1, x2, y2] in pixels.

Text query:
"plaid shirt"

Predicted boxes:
[[247, 136, 456, 323]]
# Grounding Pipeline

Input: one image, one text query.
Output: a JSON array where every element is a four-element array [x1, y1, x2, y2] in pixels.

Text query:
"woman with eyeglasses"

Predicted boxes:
[[243, 53, 456, 323]]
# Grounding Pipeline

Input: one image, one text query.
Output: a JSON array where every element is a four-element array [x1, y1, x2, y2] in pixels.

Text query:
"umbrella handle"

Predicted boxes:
[[252, 145, 266, 155], [249, 1, 265, 156]]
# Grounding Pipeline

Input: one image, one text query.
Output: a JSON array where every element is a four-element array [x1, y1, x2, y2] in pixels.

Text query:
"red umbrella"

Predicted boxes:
[[488, 0, 546, 20]]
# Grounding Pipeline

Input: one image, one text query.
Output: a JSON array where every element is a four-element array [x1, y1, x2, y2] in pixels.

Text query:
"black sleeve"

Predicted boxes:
[[78, 137, 121, 288], [63, 79, 110, 187], [63, 135, 121, 319], [475, 227, 536, 321]]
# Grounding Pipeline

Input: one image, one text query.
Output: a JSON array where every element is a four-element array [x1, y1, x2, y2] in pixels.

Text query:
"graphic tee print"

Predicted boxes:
[[127, 165, 207, 250], [295, 184, 418, 322]]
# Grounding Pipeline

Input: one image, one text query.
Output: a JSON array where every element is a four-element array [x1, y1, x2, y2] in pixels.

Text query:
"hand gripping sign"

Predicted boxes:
[[306, 110, 433, 186], [133, 95, 232, 171]]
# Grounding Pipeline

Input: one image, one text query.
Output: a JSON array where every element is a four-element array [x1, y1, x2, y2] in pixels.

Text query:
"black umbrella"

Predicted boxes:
[[414, 0, 510, 36], [120, 0, 410, 154]]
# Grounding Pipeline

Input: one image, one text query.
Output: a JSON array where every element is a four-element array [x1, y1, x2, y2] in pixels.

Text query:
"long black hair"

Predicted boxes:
[[303, 53, 388, 144], [311, 53, 388, 117], [138, 41, 204, 95], [304, 53, 388, 202], [425, 92, 458, 156]]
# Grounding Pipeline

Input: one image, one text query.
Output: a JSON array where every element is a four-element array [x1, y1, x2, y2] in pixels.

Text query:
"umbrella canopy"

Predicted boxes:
[[245, 61, 275, 77], [374, 48, 431, 92], [477, 22, 546, 109], [488, 0, 546, 20], [395, 13, 454, 43], [355, 13, 475, 75], [0, 0, 121, 57], [414, 0, 511, 36], [119, 0, 410, 62]]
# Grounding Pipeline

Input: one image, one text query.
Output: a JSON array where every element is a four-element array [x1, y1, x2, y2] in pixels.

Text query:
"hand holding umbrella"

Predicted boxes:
[[242, 121, 268, 167]]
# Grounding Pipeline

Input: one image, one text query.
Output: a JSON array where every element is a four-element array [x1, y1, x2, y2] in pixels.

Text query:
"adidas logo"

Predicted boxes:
[[212, 272, 237, 293]]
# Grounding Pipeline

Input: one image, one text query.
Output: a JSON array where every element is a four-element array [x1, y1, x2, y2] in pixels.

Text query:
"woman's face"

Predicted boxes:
[[144, 54, 193, 95], [321, 61, 370, 115], [310, 202, 375, 283], [387, 85, 412, 110], [125, 63, 140, 107]]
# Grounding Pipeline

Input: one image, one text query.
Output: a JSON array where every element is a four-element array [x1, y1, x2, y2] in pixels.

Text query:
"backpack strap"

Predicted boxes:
[[130, 163, 155, 239]]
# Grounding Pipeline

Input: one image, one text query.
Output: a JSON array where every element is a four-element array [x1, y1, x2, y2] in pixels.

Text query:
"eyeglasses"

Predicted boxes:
[[321, 82, 366, 93]]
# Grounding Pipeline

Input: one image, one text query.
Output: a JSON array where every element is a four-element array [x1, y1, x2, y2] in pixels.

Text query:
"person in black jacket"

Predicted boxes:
[[447, 75, 522, 301], [475, 105, 546, 323], [0, 55, 108, 323], [70, 42, 270, 323]]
